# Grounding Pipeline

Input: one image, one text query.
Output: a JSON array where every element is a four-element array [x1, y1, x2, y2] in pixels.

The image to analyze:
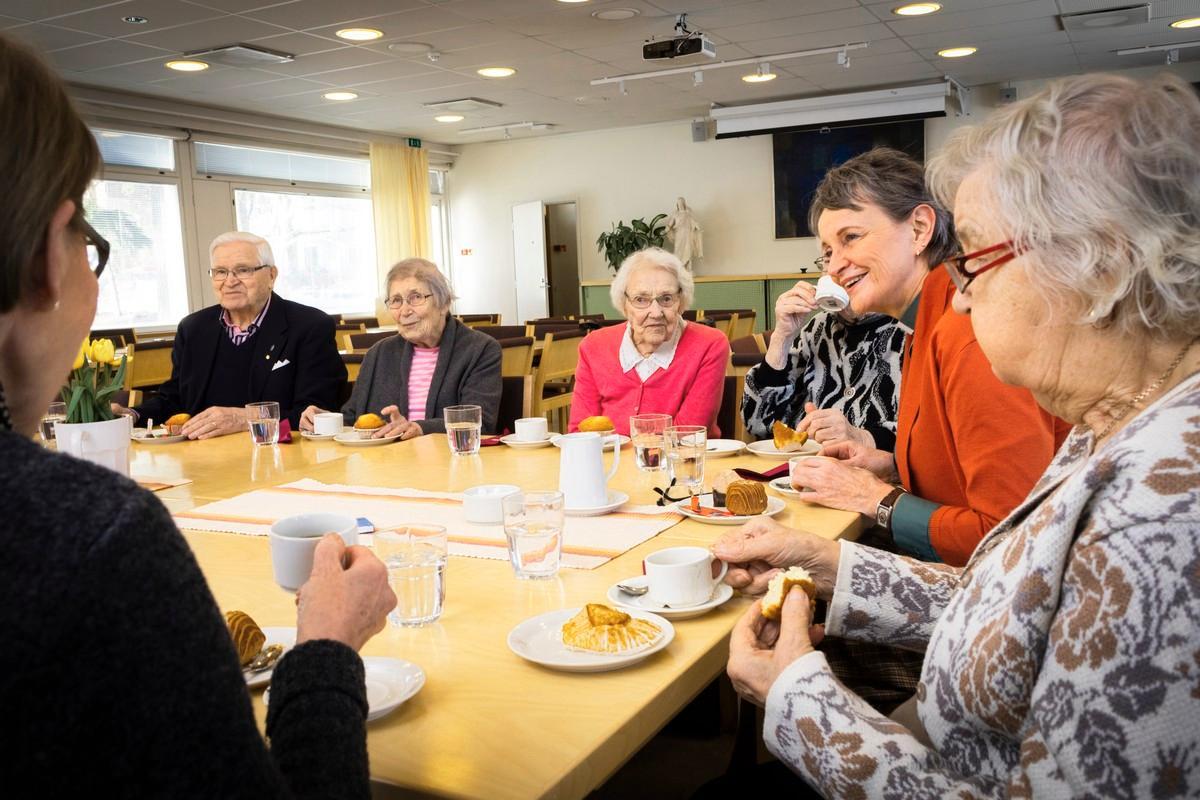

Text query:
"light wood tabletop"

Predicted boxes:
[[133, 433, 862, 800]]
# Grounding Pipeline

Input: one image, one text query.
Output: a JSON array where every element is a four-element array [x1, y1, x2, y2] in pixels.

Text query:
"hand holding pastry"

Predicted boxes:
[[377, 405, 423, 440], [727, 591, 823, 707], [711, 516, 839, 599], [796, 402, 874, 448], [296, 534, 395, 651]]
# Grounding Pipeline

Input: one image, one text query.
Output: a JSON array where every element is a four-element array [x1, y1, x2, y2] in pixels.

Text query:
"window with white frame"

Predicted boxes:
[[429, 167, 450, 277]]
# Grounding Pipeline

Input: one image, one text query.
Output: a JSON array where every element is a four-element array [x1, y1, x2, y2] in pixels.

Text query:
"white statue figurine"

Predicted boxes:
[[664, 196, 703, 269]]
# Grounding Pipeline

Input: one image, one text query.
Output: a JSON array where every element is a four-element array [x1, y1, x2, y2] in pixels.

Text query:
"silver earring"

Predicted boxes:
[[53, 300, 60, 310]]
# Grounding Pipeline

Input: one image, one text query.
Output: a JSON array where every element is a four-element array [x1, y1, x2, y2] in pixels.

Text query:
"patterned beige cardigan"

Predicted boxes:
[[764, 373, 1200, 798]]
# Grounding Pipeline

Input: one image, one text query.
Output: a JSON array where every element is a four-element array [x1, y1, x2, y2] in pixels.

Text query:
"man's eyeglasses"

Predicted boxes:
[[941, 241, 1016, 293], [625, 292, 679, 310], [385, 292, 433, 310], [209, 265, 272, 282], [77, 216, 109, 278]]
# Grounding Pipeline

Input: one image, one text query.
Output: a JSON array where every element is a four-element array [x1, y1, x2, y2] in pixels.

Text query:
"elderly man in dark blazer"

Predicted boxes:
[[116, 231, 345, 438]]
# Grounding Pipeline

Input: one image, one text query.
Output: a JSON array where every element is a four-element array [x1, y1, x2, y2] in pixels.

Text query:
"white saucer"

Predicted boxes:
[[500, 433, 554, 450], [263, 656, 424, 722], [334, 432, 401, 446], [245, 626, 296, 689], [131, 431, 186, 444], [769, 477, 808, 497], [300, 429, 345, 441], [550, 433, 630, 450], [705, 439, 747, 458], [746, 439, 822, 461], [564, 489, 629, 517], [607, 577, 734, 620], [674, 493, 786, 525], [507, 608, 674, 673]]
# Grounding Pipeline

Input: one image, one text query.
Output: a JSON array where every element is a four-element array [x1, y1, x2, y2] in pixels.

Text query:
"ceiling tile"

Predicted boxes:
[[0, 0, 133, 23], [241, 0, 429, 30], [248, 45, 393, 76], [3, 22, 105, 51], [900, 16, 1064, 51], [49, 38, 173, 71], [711, 6, 879, 43], [884, 0, 1058, 35], [685, 0, 860, 29], [182, 0, 298, 12], [52, 0, 221, 39], [125, 14, 291, 51], [429, 39, 566, 70], [245, 31, 345, 55]]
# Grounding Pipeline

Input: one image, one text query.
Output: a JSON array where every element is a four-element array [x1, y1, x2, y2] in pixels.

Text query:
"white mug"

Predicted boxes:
[[814, 274, 850, 312], [514, 417, 548, 442], [463, 484, 520, 524], [645, 546, 728, 607], [313, 412, 344, 436], [557, 431, 620, 509], [269, 513, 358, 592]]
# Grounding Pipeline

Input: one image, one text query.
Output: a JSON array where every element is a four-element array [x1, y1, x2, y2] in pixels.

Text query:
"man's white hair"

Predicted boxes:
[[209, 231, 275, 268]]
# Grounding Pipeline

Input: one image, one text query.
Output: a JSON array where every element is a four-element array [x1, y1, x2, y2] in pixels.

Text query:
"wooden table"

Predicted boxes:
[[135, 434, 862, 799]]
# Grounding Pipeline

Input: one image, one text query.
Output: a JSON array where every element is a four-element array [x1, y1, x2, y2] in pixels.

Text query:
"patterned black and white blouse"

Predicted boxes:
[[741, 312, 905, 450]]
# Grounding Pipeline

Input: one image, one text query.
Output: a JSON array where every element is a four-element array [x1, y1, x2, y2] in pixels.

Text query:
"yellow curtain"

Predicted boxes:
[[369, 142, 431, 324]]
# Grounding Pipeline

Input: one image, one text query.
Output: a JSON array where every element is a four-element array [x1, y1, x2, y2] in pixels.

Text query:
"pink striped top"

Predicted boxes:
[[406, 347, 439, 422]]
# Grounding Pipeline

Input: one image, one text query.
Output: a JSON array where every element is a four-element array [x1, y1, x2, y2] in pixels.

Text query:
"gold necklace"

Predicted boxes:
[[1095, 336, 1198, 442]]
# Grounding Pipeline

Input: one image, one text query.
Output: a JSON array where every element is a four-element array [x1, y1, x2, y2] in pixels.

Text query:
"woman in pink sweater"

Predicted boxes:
[[569, 247, 730, 436]]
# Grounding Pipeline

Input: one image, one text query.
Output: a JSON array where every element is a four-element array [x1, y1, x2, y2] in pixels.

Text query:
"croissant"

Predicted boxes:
[[562, 603, 662, 654], [771, 420, 809, 452], [225, 610, 266, 666], [761, 567, 817, 620], [164, 413, 191, 434], [726, 480, 768, 516]]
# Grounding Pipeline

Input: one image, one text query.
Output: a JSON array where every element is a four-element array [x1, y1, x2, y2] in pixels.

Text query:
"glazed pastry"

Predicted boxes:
[[578, 415, 615, 433], [164, 413, 191, 435], [354, 413, 385, 431], [771, 420, 809, 452], [225, 610, 266, 666], [710, 469, 741, 507], [725, 480, 768, 515], [561, 603, 662, 654], [760, 567, 817, 620]]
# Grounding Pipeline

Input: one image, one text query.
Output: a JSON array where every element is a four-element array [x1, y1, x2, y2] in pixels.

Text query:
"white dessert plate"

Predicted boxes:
[[500, 433, 555, 450], [507, 608, 674, 673], [746, 439, 822, 461], [334, 432, 401, 446], [606, 577, 735, 620], [705, 439, 747, 458], [244, 626, 296, 689], [550, 433, 630, 450], [769, 477, 809, 497], [673, 493, 786, 525], [263, 656, 424, 722], [131, 431, 186, 444], [300, 428, 346, 441], [563, 490, 630, 517]]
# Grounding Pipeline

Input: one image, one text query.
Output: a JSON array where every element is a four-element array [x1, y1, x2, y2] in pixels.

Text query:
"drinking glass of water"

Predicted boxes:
[[665, 425, 707, 498], [39, 401, 67, 443], [445, 404, 482, 456], [246, 401, 280, 446], [503, 491, 565, 580], [630, 413, 672, 471], [375, 525, 448, 627]]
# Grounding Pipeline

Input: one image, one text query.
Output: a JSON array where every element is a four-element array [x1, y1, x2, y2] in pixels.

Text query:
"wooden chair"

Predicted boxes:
[[729, 334, 764, 356], [335, 322, 365, 349], [681, 310, 700, 322], [705, 312, 738, 340], [341, 351, 364, 384], [498, 336, 534, 377], [459, 313, 501, 328], [124, 339, 174, 390], [495, 375, 533, 435], [91, 327, 135, 348], [730, 311, 756, 340], [340, 315, 377, 327], [525, 321, 580, 340], [721, 350, 762, 443], [344, 330, 393, 351], [531, 328, 586, 432], [475, 325, 528, 340]]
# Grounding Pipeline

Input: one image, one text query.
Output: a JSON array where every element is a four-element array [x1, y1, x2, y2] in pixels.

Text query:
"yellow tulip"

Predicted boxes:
[[89, 338, 116, 365], [72, 339, 88, 370]]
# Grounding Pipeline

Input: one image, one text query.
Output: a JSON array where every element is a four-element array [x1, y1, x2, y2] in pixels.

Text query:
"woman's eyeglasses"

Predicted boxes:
[[941, 241, 1016, 293], [77, 216, 110, 278], [385, 292, 433, 310], [625, 292, 679, 310]]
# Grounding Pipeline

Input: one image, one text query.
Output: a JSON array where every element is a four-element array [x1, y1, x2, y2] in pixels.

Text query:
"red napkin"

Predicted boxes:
[[732, 463, 788, 482], [277, 418, 293, 444], [480, 428, 512, 447]]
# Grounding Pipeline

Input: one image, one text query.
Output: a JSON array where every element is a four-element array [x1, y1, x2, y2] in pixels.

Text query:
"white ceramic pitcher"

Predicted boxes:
[[557, 432, 620, 509]]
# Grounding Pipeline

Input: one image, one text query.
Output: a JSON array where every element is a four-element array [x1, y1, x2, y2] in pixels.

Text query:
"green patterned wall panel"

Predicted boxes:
[[580, 285, 620, 319], [692, 281, 767, 332], [766, 276, 818, 330]]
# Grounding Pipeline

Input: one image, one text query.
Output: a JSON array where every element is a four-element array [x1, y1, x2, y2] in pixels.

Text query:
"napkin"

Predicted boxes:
[[277, 418, 293, 444], [732, 463, 789, 481], [480, 428, 511, 447]]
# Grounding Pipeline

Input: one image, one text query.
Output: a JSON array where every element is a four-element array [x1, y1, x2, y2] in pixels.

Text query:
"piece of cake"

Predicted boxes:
[[578, 415, 615, 433], [711, 469, 741, 507], [760, 567, 817, 620], [225, 610, 266, 666], [725, 480, 768, 515], [164, 413, 191, 435], [561, 603, 662, 654], [771, 420, 809, 452]]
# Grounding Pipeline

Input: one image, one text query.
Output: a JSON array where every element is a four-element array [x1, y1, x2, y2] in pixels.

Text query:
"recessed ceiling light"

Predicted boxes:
[[323, 91, 358, 101], [937, 46, 977, 58], [742, 63, 777, 83], [892, 3, 940, 15], [1171, 17, 1200, 29], [336, 28, 383, 42], [165, 59, 209, 72], [435, 114, 464, 123], [592, 8, 640, 21], [123, 15, 149, 24], [477, 66, 516, 78], [387, 41, 433, 54]]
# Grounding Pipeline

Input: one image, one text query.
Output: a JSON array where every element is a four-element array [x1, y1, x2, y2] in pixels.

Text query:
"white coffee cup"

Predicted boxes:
[[514, 417, 548, 442], [463, 484, 520, 524], [269, 513, 358, 591], [313, 412, 344, 436], [814, 274, 850, 312], [644, 546, 729, 608]]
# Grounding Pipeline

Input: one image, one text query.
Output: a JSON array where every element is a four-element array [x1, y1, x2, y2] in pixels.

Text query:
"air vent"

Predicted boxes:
[[184, 44, 295, 66], [423, 97, 504, 113], [1060, 4, 1150, 31]]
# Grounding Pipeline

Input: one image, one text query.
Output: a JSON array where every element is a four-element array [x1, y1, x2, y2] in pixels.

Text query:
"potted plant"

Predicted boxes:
[[596, 213, 668, 272], [56, 338, 132, 476]]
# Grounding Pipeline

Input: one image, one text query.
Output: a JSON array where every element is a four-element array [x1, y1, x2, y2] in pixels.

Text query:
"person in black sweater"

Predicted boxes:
[[0, 33, 395, 796]]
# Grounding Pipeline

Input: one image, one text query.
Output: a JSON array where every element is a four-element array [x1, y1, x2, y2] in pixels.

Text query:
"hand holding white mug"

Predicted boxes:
[[765, 281, 819, 370]]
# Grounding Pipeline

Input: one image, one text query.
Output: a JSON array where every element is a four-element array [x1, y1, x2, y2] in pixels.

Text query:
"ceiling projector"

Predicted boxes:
[[643, 13, 715, 61]]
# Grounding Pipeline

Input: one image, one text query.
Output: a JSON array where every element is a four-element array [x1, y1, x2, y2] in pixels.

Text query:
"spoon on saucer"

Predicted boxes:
[[615, 582, 649, 596]]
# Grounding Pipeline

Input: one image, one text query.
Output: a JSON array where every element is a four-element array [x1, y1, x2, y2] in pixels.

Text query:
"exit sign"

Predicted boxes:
[[407, 138, 422, 148]]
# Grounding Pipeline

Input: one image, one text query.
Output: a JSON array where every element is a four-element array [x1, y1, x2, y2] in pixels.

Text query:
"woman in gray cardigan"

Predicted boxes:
[[302, 258, 501, 438]]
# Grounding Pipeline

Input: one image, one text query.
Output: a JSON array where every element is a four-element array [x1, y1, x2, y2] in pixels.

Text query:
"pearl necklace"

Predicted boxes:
[[1094, 336, 1198, 443]]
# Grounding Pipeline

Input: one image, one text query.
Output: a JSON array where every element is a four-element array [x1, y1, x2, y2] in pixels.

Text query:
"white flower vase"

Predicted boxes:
[[55, 415, 132, 477]]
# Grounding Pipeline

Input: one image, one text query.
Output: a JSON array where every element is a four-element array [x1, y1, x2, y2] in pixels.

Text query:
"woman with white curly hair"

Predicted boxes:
[[716, 71, 1200, 797]]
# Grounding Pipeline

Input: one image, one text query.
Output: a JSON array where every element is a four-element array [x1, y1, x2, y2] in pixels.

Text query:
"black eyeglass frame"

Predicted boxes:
[[384, 292, 435, 310], [76, 215, 110, 278], [208, 264, 274, 282]]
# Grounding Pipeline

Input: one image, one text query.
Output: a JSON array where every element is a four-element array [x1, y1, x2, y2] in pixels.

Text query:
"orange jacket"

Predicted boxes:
[[896, 268, 1070, 566]]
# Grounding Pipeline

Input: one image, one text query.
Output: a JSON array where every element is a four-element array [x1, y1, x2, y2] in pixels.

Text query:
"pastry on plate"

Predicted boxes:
[[771, 420, 809, 452], [561, 603, 661, 654], [353, 413, 385, 437], [725, 480, 768, 516], [760, 567, 817, 620], [164, 413, 191, 435], [578, 415, 615, 434], [225, 610, 266, 666]]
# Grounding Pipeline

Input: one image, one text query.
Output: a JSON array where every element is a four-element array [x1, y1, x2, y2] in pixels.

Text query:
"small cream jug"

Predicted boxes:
[[557, 432, 620, 509]]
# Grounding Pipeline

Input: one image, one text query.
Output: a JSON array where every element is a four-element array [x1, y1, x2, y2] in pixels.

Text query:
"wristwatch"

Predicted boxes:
[[875, 487, 907, 530]]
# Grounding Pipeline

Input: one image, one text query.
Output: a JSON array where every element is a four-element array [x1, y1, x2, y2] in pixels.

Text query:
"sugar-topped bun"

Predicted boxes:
[[225, 610, 266, 666], [760, 567, 817, 621], [354, 413, 385, 430]]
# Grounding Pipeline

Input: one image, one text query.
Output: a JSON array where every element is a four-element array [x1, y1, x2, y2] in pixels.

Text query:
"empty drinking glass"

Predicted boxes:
[[665, 425, 707, 498], [630, 413, 672, 471], [375, 525, 448, 627], [246, 401, 280, 446], [39, 401, 67, 443], [445, 404, 482, 456], [503, 491, 565, 579]]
